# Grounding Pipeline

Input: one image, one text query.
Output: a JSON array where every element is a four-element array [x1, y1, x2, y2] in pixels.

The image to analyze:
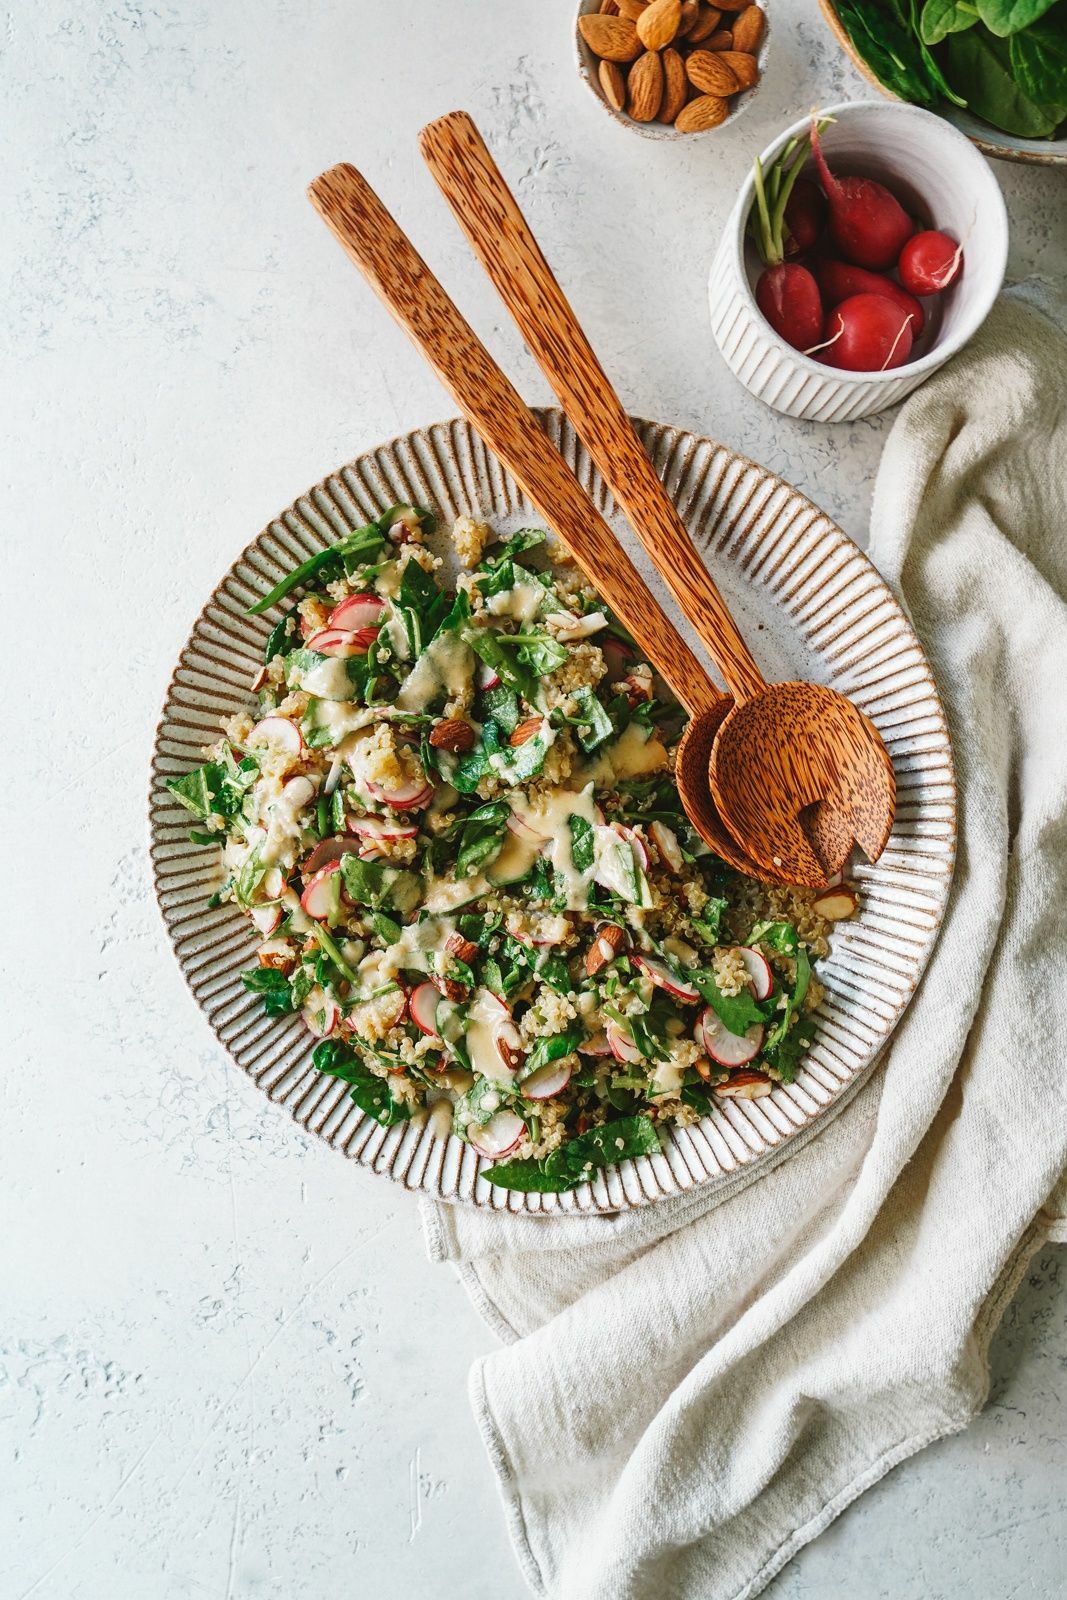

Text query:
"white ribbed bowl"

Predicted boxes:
[[709, 100, 1008, 421]]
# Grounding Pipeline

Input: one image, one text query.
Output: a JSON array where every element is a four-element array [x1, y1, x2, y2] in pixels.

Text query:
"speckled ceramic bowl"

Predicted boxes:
[[709, 101, 1008, 421], [149, 413, 956, 1214], [574, 0, 769, 140]]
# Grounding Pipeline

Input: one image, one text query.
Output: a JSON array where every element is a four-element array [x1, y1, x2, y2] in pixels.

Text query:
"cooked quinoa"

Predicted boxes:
[[166, 504, 855, 1192]]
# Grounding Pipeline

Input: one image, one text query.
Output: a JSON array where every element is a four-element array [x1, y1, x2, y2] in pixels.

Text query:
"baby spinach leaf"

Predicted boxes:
[[455, 801, 511, 879], [691, 966, 768, 1038], [264, 607, 299, 663], [398, 559, 451, 644], [241, 966, 293, 1016], [836, 0, 942, 101], [479, 528, 545, 569], [484, 1115, 661, 1192], [947, 26, 1063, 129], [763, 1013, 817, 1084], [247, 522, 386, 615], [976, 0, 1057, 34], [570, 686, 615, 753], [368, 910, 403, 945], [690, 896, 728, 946], [524, 1026, 584, 1076], [921, 0, 980, 41], [481, 683, 521, 734], [569, 813, 595, 874], [1010, 14, 1067, 111], [312, 1039, 413, 1127]]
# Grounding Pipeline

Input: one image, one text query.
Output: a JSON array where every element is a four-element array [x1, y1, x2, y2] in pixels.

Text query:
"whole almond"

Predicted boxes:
[[687, 4, 724, 41], [510, 717, 543, 747], [703, 28, 734, 48], [578, 13, 642, 61], [429, 717, 476, 752], [730, 3, 765, 51], [674, 92, 729, 131], [715, 0, 751, 10], [599, 57, 628, 109], [627, 48, 664, 120], [719, 48, 758, 88], [676, 0, 699, 33], [585, 922, 628, 977], [636, 0, 681, 50], [686, 48, 739, 94], [658, 46, 689, 121], [616, 0, 648, 17]]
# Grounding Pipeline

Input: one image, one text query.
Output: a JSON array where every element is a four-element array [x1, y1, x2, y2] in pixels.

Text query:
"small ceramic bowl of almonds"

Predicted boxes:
[[575, 0, 768, 138]]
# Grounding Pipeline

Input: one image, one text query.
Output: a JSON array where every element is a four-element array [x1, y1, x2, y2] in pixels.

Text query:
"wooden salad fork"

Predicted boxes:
[[308, 161, 779, 883], [418, 110, 896, 888]]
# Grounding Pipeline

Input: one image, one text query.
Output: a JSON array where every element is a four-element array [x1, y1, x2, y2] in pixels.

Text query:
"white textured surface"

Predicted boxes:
[[3, 3, 1064, 1597]]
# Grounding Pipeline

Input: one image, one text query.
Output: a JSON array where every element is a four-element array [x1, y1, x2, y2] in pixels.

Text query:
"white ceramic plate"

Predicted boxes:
[[149, 413, 956, 1214]]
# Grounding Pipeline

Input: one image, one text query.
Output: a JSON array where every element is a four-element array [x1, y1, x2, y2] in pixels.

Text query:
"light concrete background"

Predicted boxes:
[[3, 2, 1065, 1597]]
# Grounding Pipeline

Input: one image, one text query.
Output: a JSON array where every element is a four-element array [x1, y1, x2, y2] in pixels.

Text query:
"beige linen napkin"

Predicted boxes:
[[422, 292, 1067, 1600]]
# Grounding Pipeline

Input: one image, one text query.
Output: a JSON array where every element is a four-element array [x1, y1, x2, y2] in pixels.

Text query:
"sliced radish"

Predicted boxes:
[[602, 637, 636, 679], [579, 1031, 613, 1057], [304, 628, 369, 658], [632, 954, 699, 1004], [250, 903, 282, 936], [714, 1070, 773, 1100], [521, 1061, 574, 1100], [649, 820, 683, 874], [349, 815, 418, 841], [260, 866, 286, 900], [300, 860, 344, 921], [605, 1020, 643, 1064], [366, 778, 434, 812], [698, 1006, 763, 1068], [507, 809, 549, 844], [737, 947, 773, 1002], [303, 989, 340, 1038], [811, 885, 858, 921], [468, 1111, 526, 1160], [328, 592, 385, 631], [611, 821, 649, 873], [476, 661, 501, 690], [409, 981, 442, 1040], [302, 834, 363, 877], [249, 716, 303, 754]]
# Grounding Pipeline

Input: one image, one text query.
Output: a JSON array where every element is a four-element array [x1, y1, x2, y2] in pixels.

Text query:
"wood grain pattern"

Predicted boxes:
[[306, 162, 776, 879], [418, 112, 896, 887]]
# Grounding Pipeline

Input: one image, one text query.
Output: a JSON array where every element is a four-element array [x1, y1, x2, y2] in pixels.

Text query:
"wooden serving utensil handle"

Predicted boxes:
[[307, 163, 727, 721], [418, 110, 767, 708]]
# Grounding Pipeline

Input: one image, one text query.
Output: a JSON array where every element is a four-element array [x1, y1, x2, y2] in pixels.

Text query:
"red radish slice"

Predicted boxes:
[[605, 1020, 643, 1064], [300, 860, 344, 921], [521, 1061, 574, 1100], [366, 778, 434, 811], [507, 809, 549, 843], [303, 991, 340, 1038], [249, 716, 303, 754], [602, 637, 636, 679], [250, 903, 282, 936], [409, 981, 442, 1040], [633, 953, 700, 1003], [328, 593, 385, 631], [579, 1031, 613, 1057], [612, 822, 649, 872], [468, 1111, 526, 1160], [897, 230, 963, 296], [649, 820, 683, 873], [303, 628, 369, 658], [811, 885, 858, 921], [302, 834, 363, 877], [736, 947, 773, 1001], [260, 866, 286, 899], [349, 815, 418, 841], [698, 1006, 764, 1067], [477, 661, 501, 690]]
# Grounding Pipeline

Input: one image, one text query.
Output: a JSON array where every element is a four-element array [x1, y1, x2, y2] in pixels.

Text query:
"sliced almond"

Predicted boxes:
[[599, 56, 628, 109], [509, 717, 544, 747], [627, 48, 664, 120], [658, 46, 689, 121], [578, 13, 643, 60], [714, 1070, 773, 1099], [687, 4, 724, 41], [686, 48, 740, 94], [585, 922, 629, 977], [445, 930, 480, 965], [811, 885, 859, 922], [718, 49, 758, 87], [636, 0, 681, 50], [675, 92, 729, 130], [729, 3, 765, 52], [703, 28, 734, 48]]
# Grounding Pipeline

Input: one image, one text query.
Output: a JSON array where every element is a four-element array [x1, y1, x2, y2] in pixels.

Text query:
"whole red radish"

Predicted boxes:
[[809, 118, 913, 271], [898, 230, 963, 296], [783, 178, 826, 258], [815, 259, 925, 339], [815, 293, 915, 372], [756, 263, 824, 352]]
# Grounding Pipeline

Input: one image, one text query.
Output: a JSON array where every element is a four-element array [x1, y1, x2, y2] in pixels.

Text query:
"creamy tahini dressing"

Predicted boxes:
[[486, 577, 544, 625], [574, 722, 669, 788], [397, 630, 474, 712], [261, 776, 317, 867], [296, 655, 357, 701], [465, 987, 517, 1085]]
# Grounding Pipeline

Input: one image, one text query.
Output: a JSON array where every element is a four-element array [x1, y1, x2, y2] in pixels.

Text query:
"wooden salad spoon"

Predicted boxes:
[[307, 161, 780, 883], [417, 111, 896, 888]]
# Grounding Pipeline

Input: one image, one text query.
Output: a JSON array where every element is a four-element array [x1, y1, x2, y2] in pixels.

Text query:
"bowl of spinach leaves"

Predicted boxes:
[[818, 0, 1067, 164]]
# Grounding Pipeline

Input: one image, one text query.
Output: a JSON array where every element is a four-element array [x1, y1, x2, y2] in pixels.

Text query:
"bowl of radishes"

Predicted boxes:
[[709, 100, 1008, 422]]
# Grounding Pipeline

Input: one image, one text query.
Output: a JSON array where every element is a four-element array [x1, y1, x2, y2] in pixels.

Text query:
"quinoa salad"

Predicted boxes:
[[166, 504, 857, 1193]]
